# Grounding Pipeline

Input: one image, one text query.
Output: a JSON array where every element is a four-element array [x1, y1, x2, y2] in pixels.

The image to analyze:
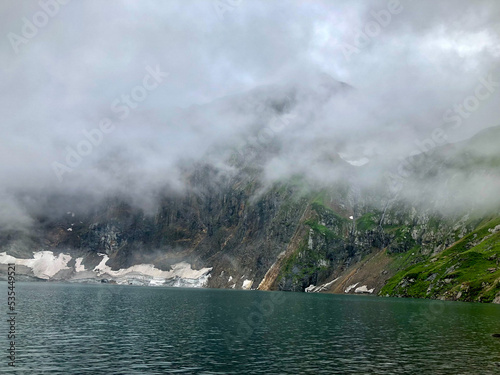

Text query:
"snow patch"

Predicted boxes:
[[149, 278, 166, 286], [242, 279, 253, 290], [0, 251, 212, 287], [345, 282, 359, 293], [305, 284, 316, 292], [339, 153, 370, 167], [0, 251, 71, 279], [354, 285, 374, 294], [306, 277, 340, 292], [93, 254, 212, 287], [74, 257, 86, 272]]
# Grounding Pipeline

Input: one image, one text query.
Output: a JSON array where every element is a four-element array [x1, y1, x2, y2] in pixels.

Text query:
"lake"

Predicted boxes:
[[1, 282, 499, 374]]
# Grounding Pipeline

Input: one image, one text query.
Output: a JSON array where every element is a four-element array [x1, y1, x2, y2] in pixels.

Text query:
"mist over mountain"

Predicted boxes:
[[1, 0, 500, 224]]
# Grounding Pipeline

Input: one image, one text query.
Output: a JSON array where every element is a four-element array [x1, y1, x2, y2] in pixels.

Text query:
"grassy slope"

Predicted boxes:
[[381, 217, 500, 302]]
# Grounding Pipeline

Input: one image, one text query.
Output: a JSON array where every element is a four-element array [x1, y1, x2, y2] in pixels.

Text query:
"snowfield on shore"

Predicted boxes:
[[0, 251, 212, 287]]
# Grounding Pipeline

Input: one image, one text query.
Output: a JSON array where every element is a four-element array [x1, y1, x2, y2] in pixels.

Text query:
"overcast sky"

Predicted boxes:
[[1, 0, 500, 226]]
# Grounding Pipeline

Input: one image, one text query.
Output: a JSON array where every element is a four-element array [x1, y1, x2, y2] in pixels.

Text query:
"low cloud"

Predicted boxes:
[[1, 0, 500, 229]]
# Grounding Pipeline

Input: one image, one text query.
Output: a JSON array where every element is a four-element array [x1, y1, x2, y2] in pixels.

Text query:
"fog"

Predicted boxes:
[[1, 0, 500, 229]]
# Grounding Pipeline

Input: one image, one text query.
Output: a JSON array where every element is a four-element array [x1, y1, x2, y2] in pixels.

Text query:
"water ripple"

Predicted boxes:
[[1, 283, 499, 374]]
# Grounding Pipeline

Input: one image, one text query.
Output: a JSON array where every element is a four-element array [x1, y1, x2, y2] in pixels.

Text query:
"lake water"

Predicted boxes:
[[1, 282, 499, 374]]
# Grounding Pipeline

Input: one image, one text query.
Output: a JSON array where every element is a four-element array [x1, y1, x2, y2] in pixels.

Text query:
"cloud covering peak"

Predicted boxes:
[[1, 0, 500, 226]]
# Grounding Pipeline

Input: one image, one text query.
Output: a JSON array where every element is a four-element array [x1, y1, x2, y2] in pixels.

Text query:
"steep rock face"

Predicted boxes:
[[268, 190, 477, 293], [0, 166, 311, 288]]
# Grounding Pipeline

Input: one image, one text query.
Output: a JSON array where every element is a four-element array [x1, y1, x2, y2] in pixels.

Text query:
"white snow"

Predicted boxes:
[[149, 278, 166, 286], [347, 158, 369, 166], [228, 276, 233, 282], [339, 153, 370, 167], [0, 251, 212, 287], [93, 254, 212, 284], [306, 277, 340, 292], [74, 257, 86, 272], [67, 228, 73, 232], [242, 279, 253, 290], [0, 251, 71, 279], [345, 282, 359, 293], [305, 284, 316, 292], [354, 285, 375, 294]]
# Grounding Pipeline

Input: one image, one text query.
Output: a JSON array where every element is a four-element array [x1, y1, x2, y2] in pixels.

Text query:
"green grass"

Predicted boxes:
[[278, 236, 328, 287], [381, 217, 500, 302], [310, 201, 348, 224], [356, 213, 378, 231], [304, 219, 340, 240]]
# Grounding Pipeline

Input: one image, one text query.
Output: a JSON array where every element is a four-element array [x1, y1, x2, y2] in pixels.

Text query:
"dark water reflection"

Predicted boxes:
[[1, 282, 499, 374]]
